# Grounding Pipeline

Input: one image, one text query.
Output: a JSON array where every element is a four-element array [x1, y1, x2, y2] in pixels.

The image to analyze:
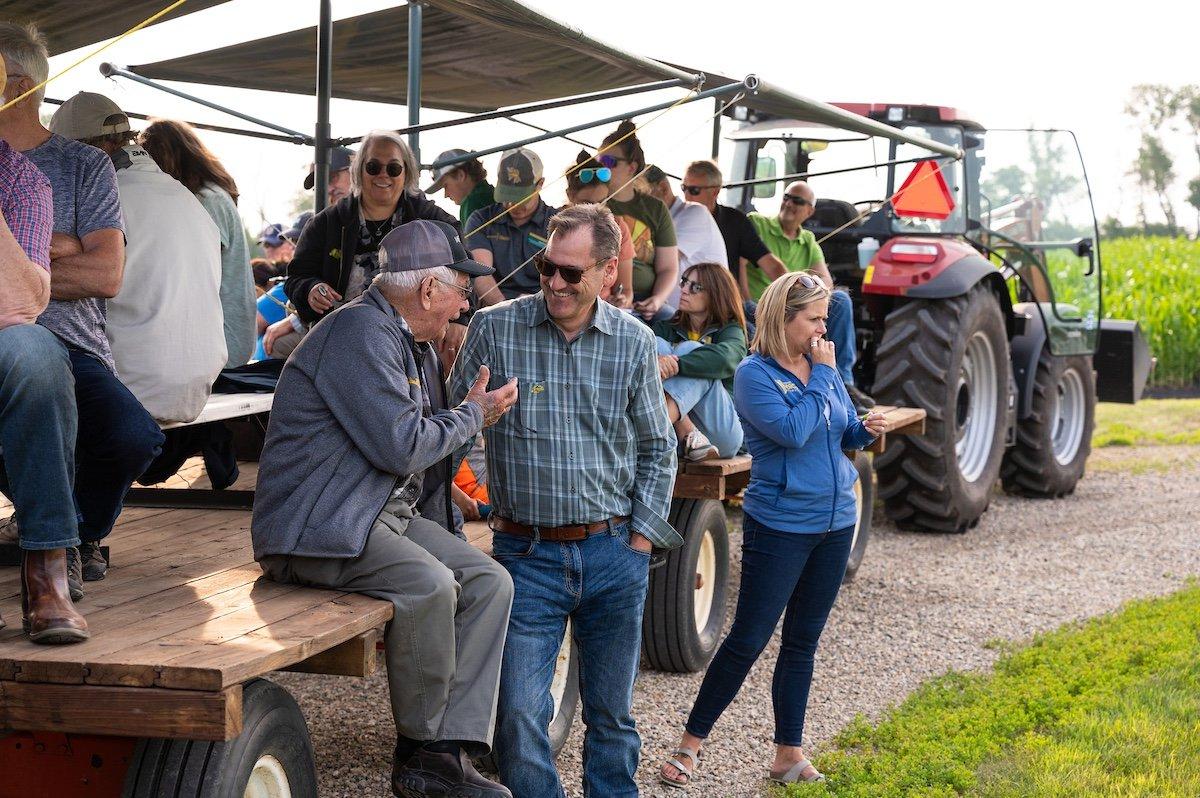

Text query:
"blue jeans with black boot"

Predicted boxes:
[[0, 325, 89, 643]]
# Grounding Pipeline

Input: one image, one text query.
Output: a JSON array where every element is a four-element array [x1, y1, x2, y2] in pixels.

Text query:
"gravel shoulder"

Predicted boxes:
[[277, 444, 1200, 797]]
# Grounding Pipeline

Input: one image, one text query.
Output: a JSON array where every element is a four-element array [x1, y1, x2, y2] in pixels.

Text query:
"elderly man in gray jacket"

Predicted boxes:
[[252, 220, 519, 798]]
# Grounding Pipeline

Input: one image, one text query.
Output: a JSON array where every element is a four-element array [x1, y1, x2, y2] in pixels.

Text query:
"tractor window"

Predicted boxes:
[[890, 124, 966, 234], [974, 129, 1101, 354]]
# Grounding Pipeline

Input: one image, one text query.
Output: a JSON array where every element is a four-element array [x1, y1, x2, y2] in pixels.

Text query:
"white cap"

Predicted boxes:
[[49, 92, 131, 142]]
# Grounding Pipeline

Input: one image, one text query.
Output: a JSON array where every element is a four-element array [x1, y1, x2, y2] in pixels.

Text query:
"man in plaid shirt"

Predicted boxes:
[[450, 203, 678, 797], [0, 70, 89, 643]]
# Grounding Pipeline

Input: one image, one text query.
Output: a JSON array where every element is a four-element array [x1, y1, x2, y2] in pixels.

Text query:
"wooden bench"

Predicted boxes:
[[124, 392, 275, 512]]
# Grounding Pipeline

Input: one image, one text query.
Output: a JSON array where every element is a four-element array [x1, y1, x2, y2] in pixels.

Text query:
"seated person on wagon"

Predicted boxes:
[[564, 149, 634, 306], [651, 262, 748, 461]]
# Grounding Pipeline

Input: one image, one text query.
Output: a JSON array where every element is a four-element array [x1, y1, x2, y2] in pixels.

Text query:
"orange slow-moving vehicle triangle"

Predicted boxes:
[[892, 160, 955, 220]]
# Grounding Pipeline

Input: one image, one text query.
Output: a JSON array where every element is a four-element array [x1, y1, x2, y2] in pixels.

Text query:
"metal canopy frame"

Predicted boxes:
[[93, 1, 961, 214]]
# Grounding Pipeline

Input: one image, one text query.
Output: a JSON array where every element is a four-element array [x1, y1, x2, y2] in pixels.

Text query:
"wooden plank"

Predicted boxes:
[[463, 521, 492, 556], [89, 586, 363, 689], [683, 454, 752, 476], [0, 681, 241, 741], [159, 393, 272, 430], [672, 473, 725, 500], [153, 593, 392, 690], [282, 629, 379, 677]]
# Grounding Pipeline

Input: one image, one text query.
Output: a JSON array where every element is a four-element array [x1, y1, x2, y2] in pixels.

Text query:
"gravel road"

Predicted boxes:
[[276, 444, 1200, 797]]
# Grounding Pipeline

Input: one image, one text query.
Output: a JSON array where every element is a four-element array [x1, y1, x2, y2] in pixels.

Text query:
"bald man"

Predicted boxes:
[[748, 181, 875, 413]]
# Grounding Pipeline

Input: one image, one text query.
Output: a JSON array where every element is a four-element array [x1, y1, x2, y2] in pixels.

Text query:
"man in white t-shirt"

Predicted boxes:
[[51, 92, 226, 424], [646, 165, 728, 308]]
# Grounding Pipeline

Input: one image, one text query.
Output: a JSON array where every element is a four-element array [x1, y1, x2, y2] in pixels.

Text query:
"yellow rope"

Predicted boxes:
[[0, 0, 189, 114]]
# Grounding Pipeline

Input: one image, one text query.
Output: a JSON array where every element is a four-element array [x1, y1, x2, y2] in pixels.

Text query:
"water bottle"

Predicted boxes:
[[857, 237, 880, 269]]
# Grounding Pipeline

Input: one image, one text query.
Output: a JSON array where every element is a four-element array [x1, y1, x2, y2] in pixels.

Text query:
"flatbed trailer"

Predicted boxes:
[[0, 406, 922, 796]]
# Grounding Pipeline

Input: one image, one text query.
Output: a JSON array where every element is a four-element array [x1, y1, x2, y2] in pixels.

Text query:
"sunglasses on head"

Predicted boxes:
[[679, 276, 704, 294], [534, 252, 601, 285], [681, 184, 717, 196], [578, 167, 612, 184], [782, 194, 812, 207], [364, 159, 404, 178], [793, 273, 820, 290], [597, 154, 632, 169]]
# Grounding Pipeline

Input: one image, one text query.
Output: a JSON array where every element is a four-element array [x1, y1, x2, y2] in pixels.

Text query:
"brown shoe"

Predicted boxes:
[[21, 549, 89, 645]]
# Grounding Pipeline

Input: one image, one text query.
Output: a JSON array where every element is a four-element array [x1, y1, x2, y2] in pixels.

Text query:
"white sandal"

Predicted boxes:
[[769, 758, 825, 784], [659, 746, 701, 789]]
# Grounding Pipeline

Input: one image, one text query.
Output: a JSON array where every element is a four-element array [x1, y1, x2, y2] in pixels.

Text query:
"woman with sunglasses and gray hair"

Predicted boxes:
[[267, 130, 458, 355], [660, 271, 887, 789]]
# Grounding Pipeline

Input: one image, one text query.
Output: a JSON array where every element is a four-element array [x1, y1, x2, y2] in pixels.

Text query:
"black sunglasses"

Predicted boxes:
[[364, 159, 404, 178], [782, 194, 812, 207], [679, 276, 704, 294], [681, 184, 718, 196], [534, 252, 602, 284]]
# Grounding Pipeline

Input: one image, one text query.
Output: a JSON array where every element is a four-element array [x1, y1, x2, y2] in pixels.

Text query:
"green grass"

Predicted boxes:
[[783, 585, 1200, 798], [1093, 399, 1200, 447]]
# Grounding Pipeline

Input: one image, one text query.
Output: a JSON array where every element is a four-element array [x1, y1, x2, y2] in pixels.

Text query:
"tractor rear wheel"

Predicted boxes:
[[873, 284, 1011, 532], [1002, 351, 1095, 497], [843, 451, 875, 581]]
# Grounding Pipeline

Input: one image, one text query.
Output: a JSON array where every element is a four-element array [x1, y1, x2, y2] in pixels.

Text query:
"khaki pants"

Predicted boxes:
[[260, 500, 513, 750]]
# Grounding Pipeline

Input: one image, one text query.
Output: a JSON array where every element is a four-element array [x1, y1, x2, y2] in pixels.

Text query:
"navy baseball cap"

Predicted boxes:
[[304, 146, 355, 189], [283, 211, 314, 243], [257, 223, 286, 247], [378, 220, 493, 278]]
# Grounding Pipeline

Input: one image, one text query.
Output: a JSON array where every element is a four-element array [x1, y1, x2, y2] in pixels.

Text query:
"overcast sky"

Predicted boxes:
[[38, 0, 1200, 233]]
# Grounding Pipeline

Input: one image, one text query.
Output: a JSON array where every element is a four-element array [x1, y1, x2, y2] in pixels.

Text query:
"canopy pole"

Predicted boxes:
[[336, 78, 697, 146], [711, 97, 721, 158], [431, 79, 750, 171], [98, 63, 312, 143], [314, 0, 333, 211], [406, 2, 423, 162]]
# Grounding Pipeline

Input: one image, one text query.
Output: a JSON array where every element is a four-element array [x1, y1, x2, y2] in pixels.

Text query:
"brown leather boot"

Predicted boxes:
[[21, 549, 89, 645]]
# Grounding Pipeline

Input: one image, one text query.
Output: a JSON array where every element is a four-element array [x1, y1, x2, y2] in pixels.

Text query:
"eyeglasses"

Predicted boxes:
[[364, 159, 404, 178], [679, 276, 704, 294], [597, 154, 632, 169], [680, 184, 718, 196], [533, 252, 603, 284], [792, 273, 820, 290], [578, 167, 611, 184], [782, 194, 812, 207], [433, 276, 471, 300]]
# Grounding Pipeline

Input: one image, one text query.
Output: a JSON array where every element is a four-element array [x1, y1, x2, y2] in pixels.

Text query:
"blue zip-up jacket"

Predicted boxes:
[[733, 353, 877, 533]]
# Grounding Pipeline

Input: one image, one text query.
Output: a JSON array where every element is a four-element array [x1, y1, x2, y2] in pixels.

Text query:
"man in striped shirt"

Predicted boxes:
[[0, 112, 89, 642], [450, 203, 678, 797]]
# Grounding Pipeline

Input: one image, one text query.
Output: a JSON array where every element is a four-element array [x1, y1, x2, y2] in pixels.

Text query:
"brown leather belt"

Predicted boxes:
[[491, 515, 629, 542]]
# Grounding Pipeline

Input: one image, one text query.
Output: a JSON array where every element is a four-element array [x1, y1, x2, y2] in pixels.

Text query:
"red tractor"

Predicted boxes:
[[726, 103, 1150, 533]]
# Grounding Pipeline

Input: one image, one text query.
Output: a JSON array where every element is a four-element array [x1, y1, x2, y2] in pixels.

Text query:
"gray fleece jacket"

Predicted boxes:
[[251, 286, 484, 559]]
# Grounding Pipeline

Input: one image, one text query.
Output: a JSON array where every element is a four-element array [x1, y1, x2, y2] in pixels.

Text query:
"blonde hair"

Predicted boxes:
[[751, 271, 831, 360]]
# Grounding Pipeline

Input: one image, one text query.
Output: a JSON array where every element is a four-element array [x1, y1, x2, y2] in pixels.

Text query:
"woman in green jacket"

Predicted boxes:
[[652, 262, 748, 460]]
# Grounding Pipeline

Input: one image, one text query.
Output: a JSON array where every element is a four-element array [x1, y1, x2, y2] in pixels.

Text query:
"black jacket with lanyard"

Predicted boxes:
[[285, 191, 459, 325]]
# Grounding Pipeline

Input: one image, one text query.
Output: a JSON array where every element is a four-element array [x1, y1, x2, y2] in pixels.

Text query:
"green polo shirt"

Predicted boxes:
[[747, 212, 824, 300], [460, 180, 495, 227]]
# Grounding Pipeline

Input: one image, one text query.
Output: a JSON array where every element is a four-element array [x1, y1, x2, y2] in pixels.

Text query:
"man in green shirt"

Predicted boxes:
[[426, 148, 496, 227], [749, 181, 874, 411]]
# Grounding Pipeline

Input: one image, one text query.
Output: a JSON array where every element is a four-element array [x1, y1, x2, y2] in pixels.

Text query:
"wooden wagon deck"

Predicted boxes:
[[0, 465, 391, 741]]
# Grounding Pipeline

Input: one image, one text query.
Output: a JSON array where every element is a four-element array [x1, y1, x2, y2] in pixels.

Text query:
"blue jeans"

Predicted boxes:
[[744, 290, 856, 385], [0, 325, 79, 550], [655, 338, 743, 457], [493, 522, 649, 798], [66, 347, 164, 543], [685, 514, 852, 746]]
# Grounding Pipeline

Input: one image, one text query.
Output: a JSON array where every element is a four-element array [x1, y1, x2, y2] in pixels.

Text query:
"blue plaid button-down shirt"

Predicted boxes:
[[449, 294, 681, 549]]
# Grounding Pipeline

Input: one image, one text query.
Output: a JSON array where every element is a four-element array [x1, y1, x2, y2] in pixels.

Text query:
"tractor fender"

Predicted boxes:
[[1009, 301, 1046, 420], [905, 254, 1002, 300]]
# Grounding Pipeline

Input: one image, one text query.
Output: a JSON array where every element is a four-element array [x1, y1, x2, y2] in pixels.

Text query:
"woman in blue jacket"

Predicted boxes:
[[660, 271, 886, 788]]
